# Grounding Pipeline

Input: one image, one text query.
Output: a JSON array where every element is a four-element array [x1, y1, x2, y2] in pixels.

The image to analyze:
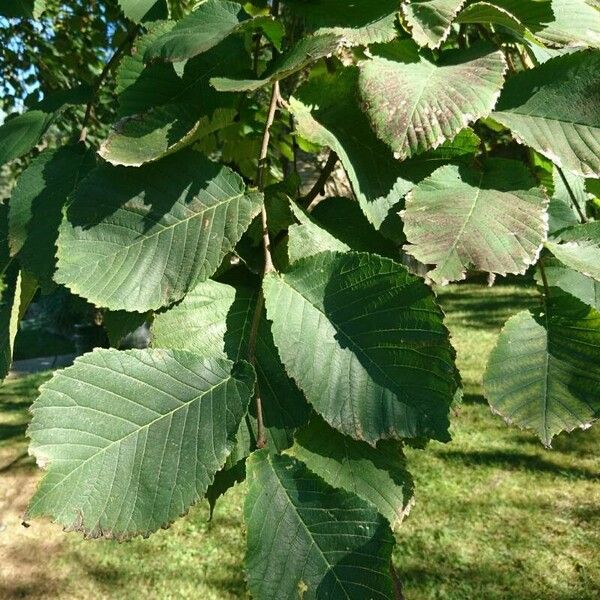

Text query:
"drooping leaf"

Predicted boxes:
[[401, 0, 467, 48], [152, 279, 236, 356], [492, 51, 600, 178], [263, 251, 458, 445], [402, 160, 549, 284], [0, 87, 90, 167], [245, 450, 395, 600], [454, 2, 542, 45], [27, 349, 255, 538], [206, 458, 246, 519], [536, 258, 600, 311], [484, 290, 600, 446], [144, 0, 250, 62], [283, 0, 400, 46], [358, 44, 506, 161], [55, 149, 263, 312], [8, 145, 96, 290], [289, 417, 414, 530], [211, 33, 342, 92]]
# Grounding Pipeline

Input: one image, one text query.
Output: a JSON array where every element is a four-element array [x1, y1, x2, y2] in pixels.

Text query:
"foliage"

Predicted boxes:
[[0, 0, 599, 597]]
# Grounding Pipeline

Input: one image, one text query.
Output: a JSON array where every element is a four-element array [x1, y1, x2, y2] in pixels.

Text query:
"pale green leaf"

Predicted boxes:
[[289, 417, 414, 530], [484, 290, 600, 446], [55, 150, 263, 312], [537, 0, 600, 48], [118, 0, 166, 23], [492, 51, 600, 177], [359, 45, 506, 161], [152, 279, 236, 356], [245, 450, 395, 600], [401, 0, 466, 48], [26, 349, 255, 538], [263, 251, 458, 445], [403, 160, 549, 284], [211, 34, 342, 92]]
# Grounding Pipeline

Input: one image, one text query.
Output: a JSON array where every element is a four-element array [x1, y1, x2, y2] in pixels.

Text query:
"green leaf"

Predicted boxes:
[[206, 458, 246, 519], [0, 87, 90, 167], [55, 149, 263, 312], [288, 203, 349, 263], [152, 279, 236, 356], [290, 67, 417, 229], [8, 145, 96, 290], [536, 0, 600, 48], [455, 2, 542, 45], [26, 348, 255, 538], [546, 222, 600, 282], [118, 0, 166, 23], [283, 0, 400, 46], [289, 417, 414, 530], [245, 450, 395, 600], [535, 258, 600, 311], [402, 160, 549, 284], [492, 51, 600, 178], [211, 34, 342, 92], [263, 251, 458, 445], [0, 0, 46, 18], [401, 0, 466, 48], [484, 290, 600, 446], [144, 0, 250, 62], [358, 45, 506, 161]]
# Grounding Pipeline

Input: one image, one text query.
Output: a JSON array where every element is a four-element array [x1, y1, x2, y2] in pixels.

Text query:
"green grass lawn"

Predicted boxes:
[[1, 283, 598, 599]]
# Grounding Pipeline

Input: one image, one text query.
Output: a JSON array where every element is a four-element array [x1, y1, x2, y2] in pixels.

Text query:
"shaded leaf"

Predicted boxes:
[[27, 349, 255, 538], [263, 251, 458, 445], [211, 34, 342, 92], [245, 450, 395, 600], [118, 0, 166, 23], [55, 149, 263, 312], [403, 160, 549, 284], [8, 145, 96, 290], [290, 417, 414, 530], [492, 51, 600, 177]]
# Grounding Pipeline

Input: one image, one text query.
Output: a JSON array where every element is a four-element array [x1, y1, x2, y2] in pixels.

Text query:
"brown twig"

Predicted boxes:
[[79, 25, 139, 142], [302, 151, 339, 212]]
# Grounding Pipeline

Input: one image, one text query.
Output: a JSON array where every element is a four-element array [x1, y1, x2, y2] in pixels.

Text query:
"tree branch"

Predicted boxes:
[[302, 151, 339, 212], [79, 25, 140, 142]]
